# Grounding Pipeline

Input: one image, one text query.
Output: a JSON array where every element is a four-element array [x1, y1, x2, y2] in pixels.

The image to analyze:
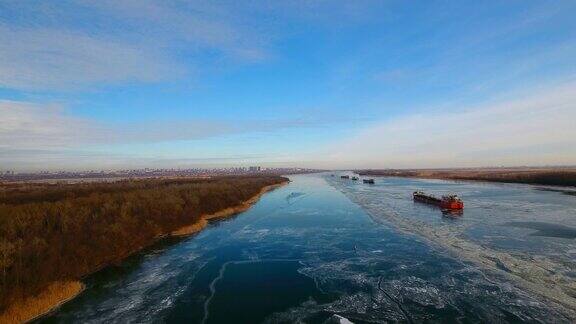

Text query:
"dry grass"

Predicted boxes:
[[0, 281, 84, 324], [171, 218, 209, 236]]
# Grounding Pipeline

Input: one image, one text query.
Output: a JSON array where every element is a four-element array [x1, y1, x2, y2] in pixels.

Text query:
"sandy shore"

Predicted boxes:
[[0, 281, 85, 324], [171, 182, 287, 236], [0, 181, 287, 323]]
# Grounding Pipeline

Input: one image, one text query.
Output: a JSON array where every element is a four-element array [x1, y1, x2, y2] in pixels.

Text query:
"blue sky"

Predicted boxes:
[[1, 0, 576, 170]]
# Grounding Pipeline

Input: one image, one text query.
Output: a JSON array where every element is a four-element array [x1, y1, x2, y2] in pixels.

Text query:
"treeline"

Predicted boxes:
[[0, 176, 287, 311], [452, 170, 576, 187], [357, 169, 576, 187]]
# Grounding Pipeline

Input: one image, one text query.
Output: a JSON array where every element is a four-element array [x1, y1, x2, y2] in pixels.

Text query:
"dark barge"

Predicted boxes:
[[413, 191, 463, 210]]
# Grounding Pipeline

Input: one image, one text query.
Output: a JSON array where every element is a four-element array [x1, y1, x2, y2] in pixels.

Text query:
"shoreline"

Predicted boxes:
[[0, 281, 85, 324], [356, 168, 576, 188], [171, 182, 287, 236], [1, 181, 288, 323]]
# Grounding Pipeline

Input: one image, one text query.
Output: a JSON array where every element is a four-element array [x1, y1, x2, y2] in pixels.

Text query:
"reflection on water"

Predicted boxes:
[[441, 209, 464, 218], [39, 174, 576, 323]]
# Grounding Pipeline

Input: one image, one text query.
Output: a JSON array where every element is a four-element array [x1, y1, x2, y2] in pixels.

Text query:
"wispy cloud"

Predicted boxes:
[[323, 81, 576, 168], [0, 100, 101, 147], [0, 0, 393, 92], [2, 1, 575, 170], [0, 1, 270, 91], [0, 99, 357, 169], [83, 0, 269, 61], [0, 101, 245, 147], [0, 24, 181, 91]]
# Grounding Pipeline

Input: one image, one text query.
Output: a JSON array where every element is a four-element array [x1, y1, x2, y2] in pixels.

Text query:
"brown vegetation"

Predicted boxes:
[[0, 176, 288, 320], [357, 167, 576, 187], [0, 281, 84, 324], [171, 182, 286, 236]]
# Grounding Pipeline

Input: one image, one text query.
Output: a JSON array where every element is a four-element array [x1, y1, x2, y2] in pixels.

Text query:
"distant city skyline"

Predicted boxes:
[[0, 166, 319, 182], [1, 1, 576, 171]]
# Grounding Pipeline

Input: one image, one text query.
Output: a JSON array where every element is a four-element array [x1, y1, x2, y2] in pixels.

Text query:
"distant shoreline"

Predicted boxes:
[[357, 167, 576, 187]]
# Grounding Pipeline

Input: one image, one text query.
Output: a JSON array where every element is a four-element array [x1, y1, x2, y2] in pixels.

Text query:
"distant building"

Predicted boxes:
[[248, 166, 261, 172]]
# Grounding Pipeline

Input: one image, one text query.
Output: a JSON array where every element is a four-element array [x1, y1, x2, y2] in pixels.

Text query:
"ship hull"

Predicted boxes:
[[439, 200, 464, 209], [413, 193, 463, 210]]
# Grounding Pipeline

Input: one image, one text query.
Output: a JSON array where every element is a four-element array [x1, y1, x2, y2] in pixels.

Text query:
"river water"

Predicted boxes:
[[39, 173, 576, 323]]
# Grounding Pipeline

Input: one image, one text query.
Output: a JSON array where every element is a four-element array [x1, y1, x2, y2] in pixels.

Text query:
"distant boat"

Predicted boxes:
[[363, 179, 375, 184], [413, 191, 464, 210], [340, 175, 349, 179], [351, 176, 359, 181]]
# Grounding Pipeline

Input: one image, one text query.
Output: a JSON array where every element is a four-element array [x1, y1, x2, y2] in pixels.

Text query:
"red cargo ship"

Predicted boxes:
[[413, 191, 464, 210]]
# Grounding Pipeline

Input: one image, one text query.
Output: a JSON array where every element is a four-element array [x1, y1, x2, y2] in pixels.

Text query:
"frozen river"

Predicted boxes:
[[39, 173, 576, 323]]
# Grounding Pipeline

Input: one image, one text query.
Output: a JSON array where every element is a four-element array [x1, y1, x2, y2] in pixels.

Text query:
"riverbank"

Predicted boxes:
[[0, 281, 84, 324], [171, 182, 287, 236], [357, 167, 576, 187], [0, 176, 288, 323]]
